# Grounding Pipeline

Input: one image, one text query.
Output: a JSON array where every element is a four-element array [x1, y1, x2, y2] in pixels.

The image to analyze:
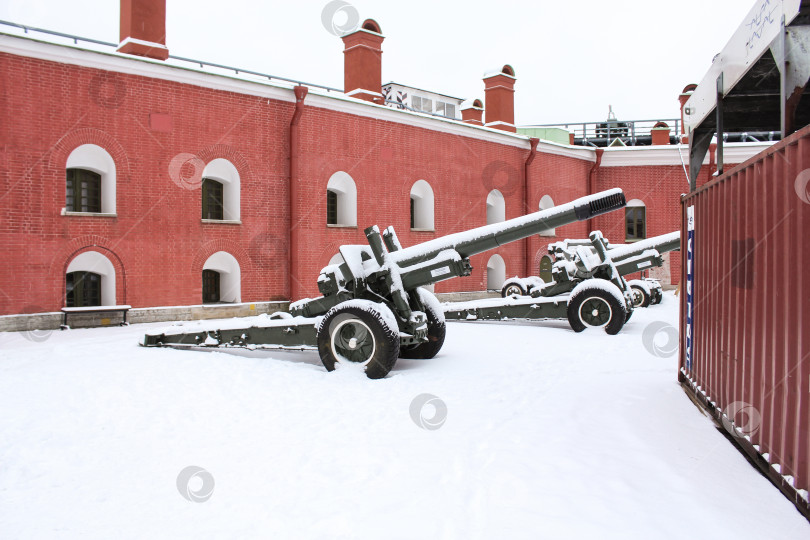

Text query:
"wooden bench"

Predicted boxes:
[[61, 305, 132, 329]]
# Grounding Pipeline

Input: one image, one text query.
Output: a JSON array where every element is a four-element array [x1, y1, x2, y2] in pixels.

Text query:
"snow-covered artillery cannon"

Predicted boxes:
[[500, 230, 680, 307], [143, 188, 627, 378], [443, 229, 639, 334]]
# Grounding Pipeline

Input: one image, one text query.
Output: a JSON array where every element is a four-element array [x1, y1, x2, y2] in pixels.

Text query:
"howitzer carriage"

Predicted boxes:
[[500, 230, 680, 307], [143, 189, 627, 378]]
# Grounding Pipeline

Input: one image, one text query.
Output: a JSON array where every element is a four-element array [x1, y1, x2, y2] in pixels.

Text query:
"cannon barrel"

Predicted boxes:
[[607, 231, 681, 262], [390, 188, 626, 268]]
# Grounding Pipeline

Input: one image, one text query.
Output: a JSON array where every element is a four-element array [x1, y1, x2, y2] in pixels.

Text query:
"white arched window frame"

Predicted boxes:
[[203, 251, 241, 303], [65, 144, 116, 215], [626, 198, 646, 241], [538, 195, 555, 236], [202, 159, 241, 222], [328, 253, 345, 266], [486, 189, 505, 224], [410, 179, 435, 230], [486, 254, 506, 291], [66, 251, 116, 306], [326, 172, 358, 227]]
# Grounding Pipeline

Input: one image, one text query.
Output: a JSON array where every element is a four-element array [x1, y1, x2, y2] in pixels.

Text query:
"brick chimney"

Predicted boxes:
[[483, 65, 516, 132], [651, 121, 671, 145], [679, 83, 697, 142], [342, 19, 384, 103], [117, 0, 169, 60], [460, 99, 484, 125]]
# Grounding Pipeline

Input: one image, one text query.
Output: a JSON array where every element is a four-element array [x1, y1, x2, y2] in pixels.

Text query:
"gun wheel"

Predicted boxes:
[[567, 280, 626, 335], [317, 303, 400, 379], [629, 284, 651, 307], [501, 282, 526, 298]]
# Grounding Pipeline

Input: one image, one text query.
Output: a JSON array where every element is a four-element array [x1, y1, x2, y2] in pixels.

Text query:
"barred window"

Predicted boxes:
[[626, 206, 646, 241], [66, 169, 102, 213], [202, 178, 224, 220], [202, 269, 221, 303], [66, 271, 102, 307], [326, 189, 338, 225]]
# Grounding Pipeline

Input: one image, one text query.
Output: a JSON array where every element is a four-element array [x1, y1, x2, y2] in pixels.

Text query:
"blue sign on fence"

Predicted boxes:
[[685, 206, 695, 370]]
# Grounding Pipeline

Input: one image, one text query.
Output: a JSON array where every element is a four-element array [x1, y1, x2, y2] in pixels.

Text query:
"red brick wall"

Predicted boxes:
[[0, 51, 599, 314], [0, 52, 293, 314], [0, 49, 690, 316], [592, 164, 689, 284]]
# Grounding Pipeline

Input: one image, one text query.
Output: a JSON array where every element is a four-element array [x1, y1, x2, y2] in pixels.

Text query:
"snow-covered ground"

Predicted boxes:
[[1, 293, 807, 539]]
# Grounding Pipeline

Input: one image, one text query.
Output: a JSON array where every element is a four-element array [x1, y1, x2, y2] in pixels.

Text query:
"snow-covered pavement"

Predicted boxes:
[[1, 293, 807, 539]]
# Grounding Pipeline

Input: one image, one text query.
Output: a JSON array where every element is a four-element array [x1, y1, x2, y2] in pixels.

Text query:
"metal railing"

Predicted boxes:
[[525, 118, 682, 147], [0, 20, 343, 94]]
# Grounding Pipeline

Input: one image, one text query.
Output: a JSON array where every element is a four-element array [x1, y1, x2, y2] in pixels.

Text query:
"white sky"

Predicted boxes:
[[0, 0, 755, 125]]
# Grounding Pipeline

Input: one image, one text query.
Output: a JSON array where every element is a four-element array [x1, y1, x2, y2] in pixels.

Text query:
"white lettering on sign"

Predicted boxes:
[[686, 205, 695, 371]]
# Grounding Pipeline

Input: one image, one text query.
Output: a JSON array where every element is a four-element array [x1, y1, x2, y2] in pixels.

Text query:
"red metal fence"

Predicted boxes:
[[679, 125, 810, 519]]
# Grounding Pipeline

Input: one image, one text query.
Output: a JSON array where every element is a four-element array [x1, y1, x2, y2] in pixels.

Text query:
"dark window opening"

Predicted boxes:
[[626, 206, 646, 241], [202, 178, 224, 220], [410, 197, 416, 229], [202, 269, 221, 304], [326, 189, 338, 225], [66, 271, 102, 307], [66, 168, 102, 213]]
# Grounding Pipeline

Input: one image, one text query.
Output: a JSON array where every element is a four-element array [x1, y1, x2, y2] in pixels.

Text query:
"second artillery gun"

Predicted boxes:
[[143, 189, 627, 379], [500, 230, 680, 306]]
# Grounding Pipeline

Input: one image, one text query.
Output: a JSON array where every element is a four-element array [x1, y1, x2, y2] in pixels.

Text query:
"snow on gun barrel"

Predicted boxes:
[[142, 188, 628, 379]]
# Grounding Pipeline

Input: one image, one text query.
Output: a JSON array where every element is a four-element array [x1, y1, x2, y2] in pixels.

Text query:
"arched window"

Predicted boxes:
[[328, 253, 345, 266], [202, 252, 241, 303], [486, 254, 506, 290], [201, 159, 240, 221], [65, 144, 116, 214], [326, 172, 357, 227], [626, 199, 646, 241], [486, 189, 505, 224], [66, 251, 116, 306], [410, 180, 435, 230], [538, 195, 555, 236]]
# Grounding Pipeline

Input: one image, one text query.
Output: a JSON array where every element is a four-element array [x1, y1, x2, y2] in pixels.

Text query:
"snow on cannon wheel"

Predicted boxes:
[[317, 301, 400, 379], [400, 288, 446, 360], [627, 279, 652, 308], [567, 280, 627, 335], [501, 281, 526, 298]]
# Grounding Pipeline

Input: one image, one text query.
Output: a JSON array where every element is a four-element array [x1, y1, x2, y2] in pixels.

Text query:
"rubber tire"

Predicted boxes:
[[317, 305, 400, 379], [630, 284, 651, 308], [399, 297, 446, 360], [567, 283, 626, 335], [501, 282, 526, 298], [651, 288, 663, 305], [625, 308, 633, 323]]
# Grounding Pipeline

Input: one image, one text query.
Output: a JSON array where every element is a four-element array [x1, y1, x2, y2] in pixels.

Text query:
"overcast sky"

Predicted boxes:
[[0, 0, 755, 125]]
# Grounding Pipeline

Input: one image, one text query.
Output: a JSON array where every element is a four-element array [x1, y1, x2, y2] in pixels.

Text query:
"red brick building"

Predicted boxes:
[[0, 1, 769, 326]]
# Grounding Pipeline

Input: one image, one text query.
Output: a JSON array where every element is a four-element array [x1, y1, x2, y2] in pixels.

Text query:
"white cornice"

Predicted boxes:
[[599, 142, 774, 167], [600, 145, 696, 167], [721, 142, 776, 164], [0, 32, 297, 103]]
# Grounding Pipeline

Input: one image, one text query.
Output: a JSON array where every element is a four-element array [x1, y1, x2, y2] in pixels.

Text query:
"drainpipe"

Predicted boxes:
[[524, 137, 539, 276], [289, 85, 308, 302], [587, 148, 604, 234]]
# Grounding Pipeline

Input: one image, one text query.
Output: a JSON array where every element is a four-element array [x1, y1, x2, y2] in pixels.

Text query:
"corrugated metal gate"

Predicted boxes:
[[679, 125, 809, 519]]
